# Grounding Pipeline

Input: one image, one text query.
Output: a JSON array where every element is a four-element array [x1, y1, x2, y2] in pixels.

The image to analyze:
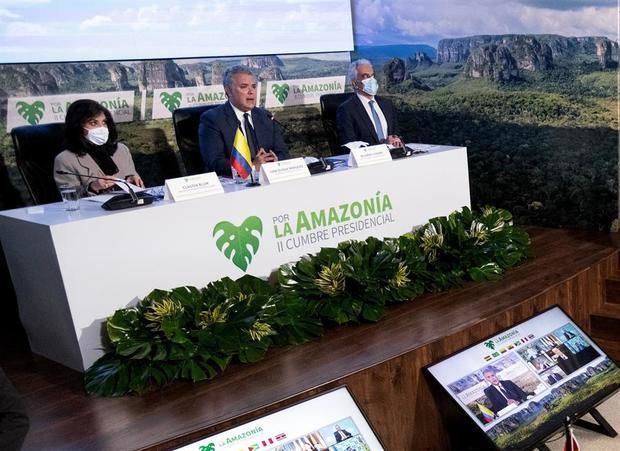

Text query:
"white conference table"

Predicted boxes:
[[0, 145, 470, 371]]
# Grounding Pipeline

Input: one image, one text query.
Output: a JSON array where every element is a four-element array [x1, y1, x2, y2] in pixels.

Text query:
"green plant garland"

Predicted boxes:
[[85, 206, 531, 396]]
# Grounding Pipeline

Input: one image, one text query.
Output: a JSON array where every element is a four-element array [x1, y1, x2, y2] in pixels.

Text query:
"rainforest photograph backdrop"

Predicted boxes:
[[0, 0, 617, 230]]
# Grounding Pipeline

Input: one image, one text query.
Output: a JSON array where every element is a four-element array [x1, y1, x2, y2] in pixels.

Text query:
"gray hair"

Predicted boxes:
[[347, 58, 373, 82], [482, 366, 498, 375], [223, 65, 255, 89]]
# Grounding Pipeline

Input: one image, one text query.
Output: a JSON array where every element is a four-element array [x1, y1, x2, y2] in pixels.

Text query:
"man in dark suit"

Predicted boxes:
[[336, 59, 402, 149], [198, 65, 289, 176], [333, 424, 352, 443], [482, 367, 534, 415], [546, 371, 564, 385]]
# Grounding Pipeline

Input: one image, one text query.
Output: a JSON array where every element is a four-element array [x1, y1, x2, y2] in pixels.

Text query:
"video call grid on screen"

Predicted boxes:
[[173, 386, 384, 451], [0, 0, 354, 64], [426, 306, 620, 450]]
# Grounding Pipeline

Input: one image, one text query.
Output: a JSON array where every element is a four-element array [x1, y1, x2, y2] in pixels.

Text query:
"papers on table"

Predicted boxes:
[[342, 141, 369, 150]]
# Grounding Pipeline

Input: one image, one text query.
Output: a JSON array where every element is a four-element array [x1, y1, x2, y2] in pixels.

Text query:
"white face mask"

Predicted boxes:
[[361, 77, 379, 96], [84, 126, 109, 146]]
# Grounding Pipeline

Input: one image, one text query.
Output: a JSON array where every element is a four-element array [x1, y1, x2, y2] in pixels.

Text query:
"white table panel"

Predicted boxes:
[[0, 145, 470, 370]]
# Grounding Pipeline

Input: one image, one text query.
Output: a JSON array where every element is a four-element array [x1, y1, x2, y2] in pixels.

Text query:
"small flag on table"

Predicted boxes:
[[231, 126, 252, 179], [477, 403, 496, 423]]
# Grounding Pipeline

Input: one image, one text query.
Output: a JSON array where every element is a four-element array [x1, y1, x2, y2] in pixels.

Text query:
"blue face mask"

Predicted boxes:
[[361, 77, 379, 96]]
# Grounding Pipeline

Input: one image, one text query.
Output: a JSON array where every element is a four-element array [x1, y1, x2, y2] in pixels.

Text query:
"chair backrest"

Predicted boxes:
[[172, 104, 219, 176], [11, 122, 66, 205], [319, 92, 353, 155]]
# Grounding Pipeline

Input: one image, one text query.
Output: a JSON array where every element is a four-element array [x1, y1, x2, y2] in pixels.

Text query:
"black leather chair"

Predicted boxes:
[[172, 104, 219, 176], [11, 122, 66, 205], [319, 92, 353, 155]]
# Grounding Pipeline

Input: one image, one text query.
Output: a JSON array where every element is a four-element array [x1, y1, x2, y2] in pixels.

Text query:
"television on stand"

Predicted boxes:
[[169, 386, 385, 451], [425, 306, 619, 451]]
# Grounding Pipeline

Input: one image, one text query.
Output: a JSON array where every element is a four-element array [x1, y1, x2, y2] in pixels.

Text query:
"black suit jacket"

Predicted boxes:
[[336, 94, 399, 146], [198, 102, 289, 176], [483, 380, 529, 414], [334, 429, 352, 442]]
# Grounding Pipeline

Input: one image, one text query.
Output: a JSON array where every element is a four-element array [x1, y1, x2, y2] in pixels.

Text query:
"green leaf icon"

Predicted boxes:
[[213, 216, 263, 272], [199, 444, 215, 451], [484, 340, 495, 350], [272, 83, 289, 104], [160, 91, 182, 113], [16, 100, 45, 125]]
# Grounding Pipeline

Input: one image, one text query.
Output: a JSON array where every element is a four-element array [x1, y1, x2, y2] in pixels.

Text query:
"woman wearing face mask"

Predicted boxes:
[[53, 99, 144, 195]]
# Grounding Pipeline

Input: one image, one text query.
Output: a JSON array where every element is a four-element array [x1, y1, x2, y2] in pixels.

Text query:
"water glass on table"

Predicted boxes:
[[60, 184, 80, 211], [231, 167, 247, 184]]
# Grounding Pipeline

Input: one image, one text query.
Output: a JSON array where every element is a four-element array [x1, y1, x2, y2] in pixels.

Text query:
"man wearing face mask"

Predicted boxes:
[[54, 99, 144, 195], [336, 59, 402, 149]]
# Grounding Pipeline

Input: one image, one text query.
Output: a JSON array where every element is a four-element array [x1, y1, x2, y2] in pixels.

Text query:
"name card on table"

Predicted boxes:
[[163, 172, 224, 202], [260, 157, 311, 185], [348, 144, 392, 168]]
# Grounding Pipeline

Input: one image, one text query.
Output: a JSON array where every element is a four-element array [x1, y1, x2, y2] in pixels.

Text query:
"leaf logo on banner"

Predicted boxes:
[[198, 444, 215, 451], [213, 216, 263, 272], [272, 83, 289, 104], [160, 91, 182, 113], [16, 101, 45, 125], [484, 340, 495, 350]]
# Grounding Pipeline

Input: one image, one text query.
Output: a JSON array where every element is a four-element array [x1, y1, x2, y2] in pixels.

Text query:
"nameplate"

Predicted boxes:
[[348, 144, 392, 167], [260, 158, 311, 185], [163, 172, 224, 202]]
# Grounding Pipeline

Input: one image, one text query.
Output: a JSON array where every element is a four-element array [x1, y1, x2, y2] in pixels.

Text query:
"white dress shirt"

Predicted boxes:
[[356, 92, 388, 140]]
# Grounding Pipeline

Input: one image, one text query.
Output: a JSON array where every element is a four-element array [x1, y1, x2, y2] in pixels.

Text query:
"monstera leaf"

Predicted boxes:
[[16, 100, 45, 125], [213, 216, 263, 272], [160, 91, 182, 112], [271, 83, 289, 104]]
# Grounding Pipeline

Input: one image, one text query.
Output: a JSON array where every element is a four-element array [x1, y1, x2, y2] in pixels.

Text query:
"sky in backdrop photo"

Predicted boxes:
[[351, 0, 616, 46]]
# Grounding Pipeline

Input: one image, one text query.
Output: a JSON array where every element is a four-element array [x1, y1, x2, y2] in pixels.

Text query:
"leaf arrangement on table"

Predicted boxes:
[[85, 206, 531, 396]]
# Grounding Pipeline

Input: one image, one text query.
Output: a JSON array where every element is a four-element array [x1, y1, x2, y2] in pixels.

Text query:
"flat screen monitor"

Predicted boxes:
[[173, 386, 385, 451], [426, 306, 620, 450], [0, 0, 354, 64]]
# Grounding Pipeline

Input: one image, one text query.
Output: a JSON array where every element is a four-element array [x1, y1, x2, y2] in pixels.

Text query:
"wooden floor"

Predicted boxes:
[[1, 227, 619, 450]]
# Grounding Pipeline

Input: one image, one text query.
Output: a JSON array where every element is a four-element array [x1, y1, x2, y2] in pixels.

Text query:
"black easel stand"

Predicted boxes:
[[537, 408, 617, 451], [574, 407, 618, 437]]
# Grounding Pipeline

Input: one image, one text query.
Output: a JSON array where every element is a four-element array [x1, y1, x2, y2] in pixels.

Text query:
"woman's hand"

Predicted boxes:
[[126, 174, 145, 188], [89, 176, 118, 193]]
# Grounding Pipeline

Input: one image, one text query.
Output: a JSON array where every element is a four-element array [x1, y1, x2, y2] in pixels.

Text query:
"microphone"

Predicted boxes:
[[269, 113, 289, 132], [55, 170, 155, 211]]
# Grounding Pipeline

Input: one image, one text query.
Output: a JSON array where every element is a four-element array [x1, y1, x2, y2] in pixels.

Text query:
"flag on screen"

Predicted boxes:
[[231, 126, 252, 179], [275, 432, 287, 441], [477, 403, 496, 423], [261, 437, 274, 446], [484, 355, 492, 361], [563, 422, 580, 451]]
